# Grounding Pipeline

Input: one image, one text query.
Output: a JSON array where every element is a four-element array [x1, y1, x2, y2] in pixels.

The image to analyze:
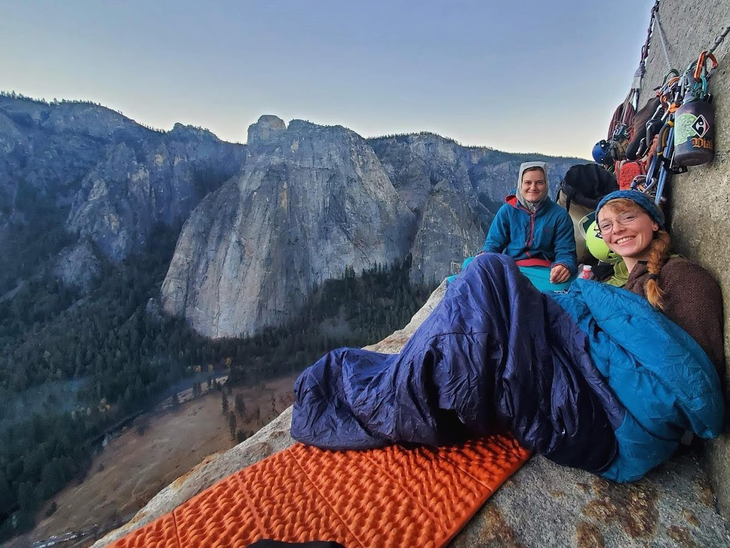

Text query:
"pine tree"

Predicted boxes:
[[18, 481, 38, 512], [228, 411, 237, 440], [0, 470, 14, 515], [234, 393, 246, 417]]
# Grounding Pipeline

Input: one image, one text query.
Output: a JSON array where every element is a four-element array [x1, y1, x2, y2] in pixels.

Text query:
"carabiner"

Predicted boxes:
[[658, 121, 671, 152], [661, 69, 680, 86], [693, 51, 719, 81], [659, 77, 680, 107]]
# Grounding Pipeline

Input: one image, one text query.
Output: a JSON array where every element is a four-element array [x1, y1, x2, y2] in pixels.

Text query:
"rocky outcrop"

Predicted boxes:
[[369, 134, 478, 213], [0, 99, 113, 222], [94, 282, 730, 547], [0, 96, 246, 293], [39, 103, 143, 142], [0, 110, 24, 154], [53, 240, 102, 292], [408, 182, 484, 285], [160, 116, 416, 338], [0, 99, 114, 291], [247, 115, 287, 147], [65, 124, 245, 261], [369, 134, 487, 284]]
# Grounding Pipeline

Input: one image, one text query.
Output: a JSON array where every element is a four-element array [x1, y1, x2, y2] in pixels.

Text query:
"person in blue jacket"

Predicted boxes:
[[482, 161, 578, 290]]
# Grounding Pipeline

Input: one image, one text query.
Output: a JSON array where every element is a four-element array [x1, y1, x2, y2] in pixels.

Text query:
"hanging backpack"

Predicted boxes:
[[607, 101, 636, 142], [625, 96, 663, 161], [558, 164, 619, 213]]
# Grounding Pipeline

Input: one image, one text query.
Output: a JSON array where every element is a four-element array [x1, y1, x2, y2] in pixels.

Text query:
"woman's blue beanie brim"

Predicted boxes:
[[595, 190, 665, 229]]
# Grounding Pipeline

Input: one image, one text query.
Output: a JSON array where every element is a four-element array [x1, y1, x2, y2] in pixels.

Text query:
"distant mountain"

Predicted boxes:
[[161, 117, 415, 338], [0, 94, 245, 293], [0, 94, 584, 338]]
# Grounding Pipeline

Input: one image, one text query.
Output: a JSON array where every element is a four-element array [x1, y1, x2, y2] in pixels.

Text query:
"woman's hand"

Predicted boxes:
[[550, 264, 571, 284]]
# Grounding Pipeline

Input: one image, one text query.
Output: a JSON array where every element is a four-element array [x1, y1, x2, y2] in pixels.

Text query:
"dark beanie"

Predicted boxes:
[[595, 190, 665, 229]]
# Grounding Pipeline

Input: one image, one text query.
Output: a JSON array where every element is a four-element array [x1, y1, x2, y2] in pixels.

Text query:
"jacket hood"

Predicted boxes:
[[516, 161, 549, 211]]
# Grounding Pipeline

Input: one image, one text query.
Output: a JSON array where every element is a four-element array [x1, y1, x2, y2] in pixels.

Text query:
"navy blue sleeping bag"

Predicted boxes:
[[291, 254, 723, 482]]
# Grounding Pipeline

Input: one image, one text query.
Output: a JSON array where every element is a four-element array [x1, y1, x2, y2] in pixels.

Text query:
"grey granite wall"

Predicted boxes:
[[636, 0, 730, 517]]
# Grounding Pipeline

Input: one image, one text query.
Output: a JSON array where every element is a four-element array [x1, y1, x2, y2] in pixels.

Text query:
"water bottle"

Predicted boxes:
[[579, 265, 594, 280]]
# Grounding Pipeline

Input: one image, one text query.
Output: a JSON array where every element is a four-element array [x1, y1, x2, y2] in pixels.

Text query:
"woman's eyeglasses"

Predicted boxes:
[[596, 212, 638, 238]]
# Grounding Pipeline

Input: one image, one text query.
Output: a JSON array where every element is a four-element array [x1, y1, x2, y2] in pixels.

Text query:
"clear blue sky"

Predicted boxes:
[[1, 0, 655, 158]]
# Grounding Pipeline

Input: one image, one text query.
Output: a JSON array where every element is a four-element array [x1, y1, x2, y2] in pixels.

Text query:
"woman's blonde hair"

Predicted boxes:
[[601, 198, 671, 309]]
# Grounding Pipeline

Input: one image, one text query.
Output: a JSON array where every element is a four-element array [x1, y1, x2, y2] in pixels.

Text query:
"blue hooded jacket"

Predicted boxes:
[[482, 162, 578, 274]]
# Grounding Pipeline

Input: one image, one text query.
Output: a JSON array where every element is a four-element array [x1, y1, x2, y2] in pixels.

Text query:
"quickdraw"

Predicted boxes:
[[692, 51, 718, 82], [632, 73, 687, 205]]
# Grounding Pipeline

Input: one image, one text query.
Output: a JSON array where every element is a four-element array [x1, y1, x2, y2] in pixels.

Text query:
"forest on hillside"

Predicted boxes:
[[0, 225, 434, 541]]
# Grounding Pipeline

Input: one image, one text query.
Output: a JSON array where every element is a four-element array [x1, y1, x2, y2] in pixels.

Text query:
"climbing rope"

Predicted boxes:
[[638, 1, 661, 73], [653, 11, 673, 71], [630, 0, 662, 112]]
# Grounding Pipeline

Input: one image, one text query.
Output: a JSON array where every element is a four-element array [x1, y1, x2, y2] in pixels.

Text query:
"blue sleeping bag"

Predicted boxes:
[[291, 254, 723, 481]]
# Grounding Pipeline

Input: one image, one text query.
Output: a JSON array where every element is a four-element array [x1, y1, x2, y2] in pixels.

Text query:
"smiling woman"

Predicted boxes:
[[595, 190, 724, 372], [520, 168, 549, 203], [480, 161, 578, 290]]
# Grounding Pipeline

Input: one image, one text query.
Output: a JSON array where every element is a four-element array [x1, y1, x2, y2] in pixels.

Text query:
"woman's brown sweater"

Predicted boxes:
[[624, 257, 725, 374]]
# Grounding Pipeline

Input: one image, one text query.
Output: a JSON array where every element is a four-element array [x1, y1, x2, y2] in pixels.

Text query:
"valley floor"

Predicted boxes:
[[10, 374, 299, 548]]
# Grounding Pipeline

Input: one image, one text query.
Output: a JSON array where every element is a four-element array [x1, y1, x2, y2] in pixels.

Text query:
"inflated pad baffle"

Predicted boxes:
[[111, 434, 529, 548]]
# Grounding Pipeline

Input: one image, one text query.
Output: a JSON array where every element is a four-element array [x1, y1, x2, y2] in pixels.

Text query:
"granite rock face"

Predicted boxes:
[[0, 99, 112, 235], [247, 114, 287, 147], [0, 97, 121, 292], [633, 0, 730, 517], [94, 282, 730, 548], [0, 96, 245, 292], [160, 116, 416, 338], [52, 240, 102, 292], [407, 181, 484, 285], [65, 122, 245, 262]]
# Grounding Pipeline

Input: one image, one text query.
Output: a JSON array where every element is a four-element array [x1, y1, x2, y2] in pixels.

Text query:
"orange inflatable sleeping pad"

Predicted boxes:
[[111, 434, 529, 548]]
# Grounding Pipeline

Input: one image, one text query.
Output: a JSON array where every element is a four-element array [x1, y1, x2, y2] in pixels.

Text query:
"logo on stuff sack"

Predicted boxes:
[[675, 112, 711, 145], [691, 114, 710, 138]]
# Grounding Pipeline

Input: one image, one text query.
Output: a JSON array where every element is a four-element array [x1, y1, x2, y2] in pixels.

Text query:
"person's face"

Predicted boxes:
[[597, 204, 659, 262], [521, 169, 548, 202]]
